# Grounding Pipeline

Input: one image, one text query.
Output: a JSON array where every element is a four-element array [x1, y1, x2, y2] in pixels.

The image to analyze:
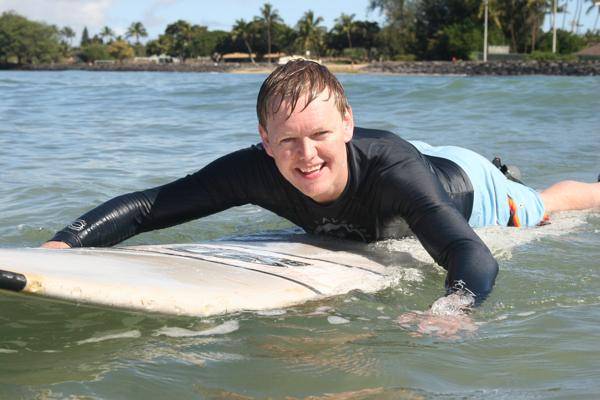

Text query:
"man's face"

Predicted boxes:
[[259, 91, 354, 204]]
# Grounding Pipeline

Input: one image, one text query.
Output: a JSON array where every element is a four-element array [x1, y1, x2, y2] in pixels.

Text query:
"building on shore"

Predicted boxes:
[[221, 52, 257, 62], [131, 54, 180, 64], [576, 43, 600, 60]]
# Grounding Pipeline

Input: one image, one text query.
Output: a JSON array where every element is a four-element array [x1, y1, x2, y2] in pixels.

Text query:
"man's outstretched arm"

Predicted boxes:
[[43, 148, 264, 248], [46, 189, 161, 248]]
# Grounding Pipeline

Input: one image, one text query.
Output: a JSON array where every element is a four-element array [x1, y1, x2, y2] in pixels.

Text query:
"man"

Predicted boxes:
[[44, 60, 600, 319]]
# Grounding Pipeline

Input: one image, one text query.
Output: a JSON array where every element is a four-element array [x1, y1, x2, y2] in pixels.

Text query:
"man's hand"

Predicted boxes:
[[397, 293, 478, 339], [41, 241, 71, 249]]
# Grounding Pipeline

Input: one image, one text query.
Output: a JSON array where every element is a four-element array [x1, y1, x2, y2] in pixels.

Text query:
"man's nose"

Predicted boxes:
[[297, 138, 317, 160]]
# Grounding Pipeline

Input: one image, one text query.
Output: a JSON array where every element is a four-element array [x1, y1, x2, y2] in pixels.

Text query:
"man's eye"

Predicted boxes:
[[280, 138, 293, 144]]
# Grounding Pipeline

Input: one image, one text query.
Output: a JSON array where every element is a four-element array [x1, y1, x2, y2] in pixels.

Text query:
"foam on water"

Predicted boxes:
[[376, 211, 590, 265], [76, 330, 142, 345], [154, 320, 239, 338], [311, 306, 335, 315], [327, 316, 350, 325], [255, 309, 287, 316]]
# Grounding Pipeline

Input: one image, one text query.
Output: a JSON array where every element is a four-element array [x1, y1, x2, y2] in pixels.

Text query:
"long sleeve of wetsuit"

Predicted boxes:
[[382, 148, 499, 302], [50, 147, 267, 247]]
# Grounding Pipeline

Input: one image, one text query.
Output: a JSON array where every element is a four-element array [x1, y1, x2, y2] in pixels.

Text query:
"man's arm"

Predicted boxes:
[[45, 147, 264, 248], [386, 153, 498, 304]]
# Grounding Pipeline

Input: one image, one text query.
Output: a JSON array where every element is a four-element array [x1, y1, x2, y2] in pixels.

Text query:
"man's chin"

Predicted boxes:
[[302, 187, 335, 204]]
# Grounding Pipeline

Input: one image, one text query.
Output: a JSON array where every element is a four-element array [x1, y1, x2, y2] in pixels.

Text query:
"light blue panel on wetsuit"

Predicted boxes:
[[409, 141, 546, 227]]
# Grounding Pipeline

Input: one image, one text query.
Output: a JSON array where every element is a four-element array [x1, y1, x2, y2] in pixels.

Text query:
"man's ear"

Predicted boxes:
[[258, 124, 274, 157], [342, 106, 354, 143]]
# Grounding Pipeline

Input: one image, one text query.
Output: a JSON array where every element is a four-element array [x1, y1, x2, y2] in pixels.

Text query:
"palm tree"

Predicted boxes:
[[296, 10, 325, 57], [99, 26, 115, 43], [585, 0, 600, 32], [59, 26, 75, 46], [562, 0, 569, 29], [165, 20, 193, 60], [126, 22, 148, 45], [232, 19, 257, 64], [526, 0, 551, 52], [258, 3, 283, 63], [368, 0, 408, 25], [335, 13, 356, 49], [478, 0, 504, 31]]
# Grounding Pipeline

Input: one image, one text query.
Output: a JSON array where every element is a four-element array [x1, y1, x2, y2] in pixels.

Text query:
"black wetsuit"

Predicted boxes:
[[51, 128, 498, 301]]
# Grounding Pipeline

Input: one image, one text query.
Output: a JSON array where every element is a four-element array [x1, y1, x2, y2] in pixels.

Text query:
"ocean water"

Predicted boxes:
[[0, 71, 599, 399]]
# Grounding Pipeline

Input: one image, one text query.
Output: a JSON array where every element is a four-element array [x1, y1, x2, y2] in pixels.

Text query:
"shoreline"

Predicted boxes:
[[2, 60, 599, 76]]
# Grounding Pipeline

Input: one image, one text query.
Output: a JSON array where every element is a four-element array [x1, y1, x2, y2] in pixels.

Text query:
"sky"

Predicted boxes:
[[0, 0, 597, 42], [0, 0, 385, 40]]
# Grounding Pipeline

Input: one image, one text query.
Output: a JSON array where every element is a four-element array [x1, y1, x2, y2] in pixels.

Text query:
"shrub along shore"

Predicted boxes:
[[3, 60, 599, 76]]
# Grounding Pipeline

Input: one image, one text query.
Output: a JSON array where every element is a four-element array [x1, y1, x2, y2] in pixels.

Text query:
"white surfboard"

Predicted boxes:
[[0, 240, 395, 317], [0, 211, 589, 317]]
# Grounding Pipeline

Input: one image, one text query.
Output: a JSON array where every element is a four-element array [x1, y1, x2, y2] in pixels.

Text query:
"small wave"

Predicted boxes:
[[516, 311, 536, 317], [311, 306, 334, 315], [77, 330, 141, 345], [255, 309, 286, 316], [0, 348, 18, 354], [154, 320, 239, 338], [166, 351, 245, 366], [327, 316, 350, 325]]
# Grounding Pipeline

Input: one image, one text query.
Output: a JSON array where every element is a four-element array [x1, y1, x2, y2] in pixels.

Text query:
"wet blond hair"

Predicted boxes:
[[256, 59, 350, 129]]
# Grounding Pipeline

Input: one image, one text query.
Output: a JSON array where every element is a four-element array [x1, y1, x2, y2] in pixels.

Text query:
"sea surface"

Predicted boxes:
[[0, 71, 599, 399]]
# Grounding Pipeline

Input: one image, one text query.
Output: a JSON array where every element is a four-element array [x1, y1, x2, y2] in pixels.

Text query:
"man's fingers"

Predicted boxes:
[[396, 312, 478, 339]]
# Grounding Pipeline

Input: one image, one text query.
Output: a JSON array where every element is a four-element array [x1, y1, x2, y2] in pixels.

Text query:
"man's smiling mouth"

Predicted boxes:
[[298, 163, 325, 176]]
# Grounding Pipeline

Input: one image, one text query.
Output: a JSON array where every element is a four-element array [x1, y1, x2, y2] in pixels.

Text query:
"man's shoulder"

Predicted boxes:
[[200, 143, 276, 178], [354, 126, 402, 140], [217, 143, 270, 163], [351, 127, 420, 159]]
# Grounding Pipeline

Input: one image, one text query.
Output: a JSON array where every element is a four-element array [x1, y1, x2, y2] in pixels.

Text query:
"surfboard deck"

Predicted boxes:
[[0, 240, 392, 317]]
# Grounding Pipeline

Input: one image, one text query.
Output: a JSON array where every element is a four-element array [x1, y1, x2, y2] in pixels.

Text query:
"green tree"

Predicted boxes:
[[334, 13, 357, 49], [295, 10, 326, 57], [490, 0, 544, 53], [375, 25, 409, 59], [99, 26, 115, 44], [231, 19, 258, 64], [191, 29, 228, 57], [369, 0, 412, 25], [440, 21, 483, 59], [164, 20, 193, 60], [525, 0, 551, 52], [328, 19, 381, 59], [585, 0, 600, 32], [369, 0, 418, 59], [145, 37, 170, 55], [0, 11, 62, 64], [270, 22, 296, 55], [78, 43, 110, 63], [537, 28, 586, 53], [411, 0, 480, 59], [126, 22, 148, 45], [80, 26, 90, 46], [59, 26, 75, 46], [107, 39, 134, 62], [257, 3, 283, 62]]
